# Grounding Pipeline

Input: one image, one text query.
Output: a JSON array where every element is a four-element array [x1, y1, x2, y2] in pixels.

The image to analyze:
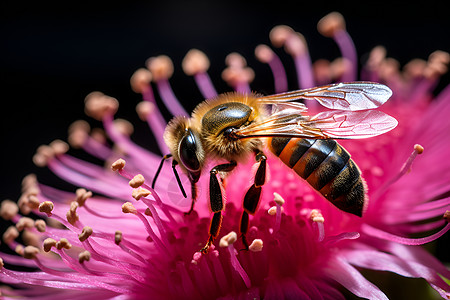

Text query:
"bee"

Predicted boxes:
[[156, 81, 397, 253]]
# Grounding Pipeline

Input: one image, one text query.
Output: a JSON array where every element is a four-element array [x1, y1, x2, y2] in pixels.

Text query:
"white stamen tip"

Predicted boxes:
[[129, 174, 145, 188], [219, 231, 237, 247], [310, 209, 324, 223], [111, 158, 126, 171], [249, 239, 263, 252], [273, 192, 285, 205], [414, 144, 424, 154]]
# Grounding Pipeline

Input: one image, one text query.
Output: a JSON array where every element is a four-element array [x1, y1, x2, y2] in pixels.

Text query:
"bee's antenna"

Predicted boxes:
[[152, 154, 173, 189], [172, 160, 187, 198]]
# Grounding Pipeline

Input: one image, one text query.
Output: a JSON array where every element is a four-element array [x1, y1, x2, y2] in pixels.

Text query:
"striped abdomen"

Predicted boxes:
[[268, 137, 366, 216]]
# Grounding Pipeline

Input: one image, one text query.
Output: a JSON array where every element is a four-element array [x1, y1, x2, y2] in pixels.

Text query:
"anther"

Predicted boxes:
[[317, 12, 346, 37], [132, 188, 151, 200], [249, 239, 263, 252], [32, 145, 54, 167], [56, 238, 72, 250], [182, 49, 210, 76], [268, 206, 283, 216], [144, 208, 152, 216], [115, 231, 123, 245], [68, 120, 90, 148], [0, 200, 19, 220], [255, 44, 274, 63], [130, 68, 153, 93], [23, 246, 39, 259], [84, 91, 119, 121], [34, 219, 46, 232], [269, 25, 294, 47], [75, 188, 92, 207], [414, 144, 424, 154], [129, 174, 145, 188], [3, 226, 19, 244], [78, 250, 91, 263], [113, 119, 134, 136], [136, 101, 155, 121], [444, 211, 450, 223], [310, 209, 325, 223], [78, 226, 93, 242], [27, 195, 40, 209], [111, 158, 126, 171], [66, 201, 79, 225], [146, 55, 174, 81], [49, 139, 69, 156], [16, 217, 34, 231], [122, 202, 137, 214], [0, 257, 3, 269], [43, 238, 57, 252], [38, 201, 54, 215], [273, 192, 285, 206], [219, 231, 237, 248]]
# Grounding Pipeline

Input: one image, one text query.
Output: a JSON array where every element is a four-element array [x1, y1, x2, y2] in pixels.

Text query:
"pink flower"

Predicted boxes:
[[1, 12, 449, 299]]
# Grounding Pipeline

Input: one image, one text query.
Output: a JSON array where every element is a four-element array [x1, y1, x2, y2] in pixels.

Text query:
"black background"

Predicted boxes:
[[1, 0, 449, 274]]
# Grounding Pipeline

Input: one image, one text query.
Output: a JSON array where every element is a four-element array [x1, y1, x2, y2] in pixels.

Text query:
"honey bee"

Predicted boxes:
[[156, 82, 397, 253]]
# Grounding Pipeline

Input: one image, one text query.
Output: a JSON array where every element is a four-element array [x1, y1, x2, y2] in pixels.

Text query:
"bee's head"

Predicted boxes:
[[164, 116, 204, 180]]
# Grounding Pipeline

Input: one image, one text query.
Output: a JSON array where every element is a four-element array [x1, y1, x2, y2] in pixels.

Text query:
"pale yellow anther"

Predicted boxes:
[[114, 119, 134, 136], [43, 238, 57, 252], [136, 101, 155, 121], [3, 226, 19, 244], [23, 246, 39, 259], [284, 32, 307, 57], [111, 158, 126, 171], [225, 52, 247, 68], [65, 201, 79, 225], [78, 226, 93, 242], [27, 194, 40, 209], [182, 49, 210, 75], [122, 202, 137, 214], [222, 67, 255, 85], [75, 188, 92, 207], [115, 231, 123, 245], [255, 44, 274, 63], [273, 192, 285, 206], [367, 46, 387, 71], [130, 68, 153, 93], [270, 25, 294, 47], [129, 174, 145, 188], [0, 200, 19, 220], [56, 238, 72, 250], [219, 231, 237, 248], [317, 12, 346, 37], [38, 201, 54, 214], [78, 250, 91, 263], [132, 188, 151, 200], [68, 120, 90, 148], [146, 55, 174, 81], [35, 219, 46, 232], [84, 91, 119, 121], [49, 140, 69, 156], [33, 145, 54, 167], [249, 239, 263, 252], [268, 206, 283, 216], [310, 209, 325, 223], [15, 245, 24, 256], [16, 217, 34, 231]]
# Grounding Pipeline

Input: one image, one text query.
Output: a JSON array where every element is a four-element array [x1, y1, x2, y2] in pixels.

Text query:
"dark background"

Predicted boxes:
[[1, 1, 449, 295]]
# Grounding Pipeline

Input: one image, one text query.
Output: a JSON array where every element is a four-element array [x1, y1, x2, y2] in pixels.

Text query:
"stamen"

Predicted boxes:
[[318, 12, 357, 81], [130, 68, 153, 94], [273, 192, 285, 233], [0, 200, 18, 221], [23, 246, 39, 259], [34, 219, 46, 232], [56, 238, 72, 250], [84, 91, 119, 121], [43, 238, 57, 252], [132, 188, 151, 200], [362, 214, 450, 246], [310, 209, 325, 242], [38, 201, 54, 216], [222, 52, 254, 93], [219, 231, 251, 288], [78, 250, 91, 264], [255, 44, 288, 93], [16, 217, 34, 231], [249, 239, 263, 252], [129, 174, 145, 188], [182, 49, 217, 99], [78, 226, 93, 242], [115, 231, 123, 245], [373, 144, 424, 200], [111, 158, 126, 171], [66, 201, 80, 225], [146, 55, 188, 117], [75, 188, 92, 207], [3, 226, 19, 245]]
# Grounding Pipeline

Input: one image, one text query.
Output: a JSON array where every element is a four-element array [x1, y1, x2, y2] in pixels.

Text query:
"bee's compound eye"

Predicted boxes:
[[179, 131, 200, 172]]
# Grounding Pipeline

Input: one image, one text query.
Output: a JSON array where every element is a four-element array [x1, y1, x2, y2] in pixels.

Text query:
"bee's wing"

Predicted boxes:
[[234, 106, 398, 139], [257, 81, 393, 111]]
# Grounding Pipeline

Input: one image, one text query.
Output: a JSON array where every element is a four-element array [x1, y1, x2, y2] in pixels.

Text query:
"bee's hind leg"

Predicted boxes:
[[240, 151, 267, 250], [200, 161, 237, 254]]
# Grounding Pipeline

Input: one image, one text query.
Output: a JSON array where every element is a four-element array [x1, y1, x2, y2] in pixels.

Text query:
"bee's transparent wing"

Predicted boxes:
[[258, 81, 393, 111]]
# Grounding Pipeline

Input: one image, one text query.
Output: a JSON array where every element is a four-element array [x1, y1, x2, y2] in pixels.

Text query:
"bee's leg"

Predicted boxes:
[[200, 161, 237, 254], [240, 151, 267, 250], [185, 171, 200, 215]]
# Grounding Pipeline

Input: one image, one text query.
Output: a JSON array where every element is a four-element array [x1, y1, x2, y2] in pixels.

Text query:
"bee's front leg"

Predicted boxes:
[[240, 151, 266, 250], [200, 161, 237, 254]]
